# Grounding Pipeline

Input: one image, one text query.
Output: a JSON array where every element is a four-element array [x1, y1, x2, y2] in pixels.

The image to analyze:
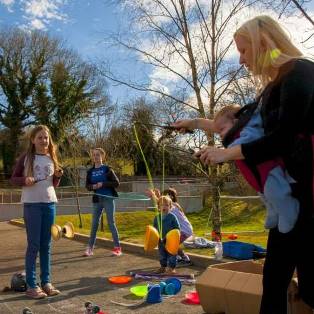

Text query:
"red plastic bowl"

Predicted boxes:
[[184, 291, 200, 304], [108, 276, 132, 284]]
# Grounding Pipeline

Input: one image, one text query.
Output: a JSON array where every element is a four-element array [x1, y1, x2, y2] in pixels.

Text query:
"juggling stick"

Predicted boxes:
[[131, 273, 195, 285], [110, 300, 146, 308], [129, 271, 194, 279]]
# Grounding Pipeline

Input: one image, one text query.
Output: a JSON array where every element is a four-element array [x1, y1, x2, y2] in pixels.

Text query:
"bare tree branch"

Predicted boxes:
[[291, 0, 314, 27]]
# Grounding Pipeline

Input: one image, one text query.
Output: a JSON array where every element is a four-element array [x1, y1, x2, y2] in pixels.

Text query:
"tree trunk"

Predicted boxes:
[[210, 165, 222, 240]]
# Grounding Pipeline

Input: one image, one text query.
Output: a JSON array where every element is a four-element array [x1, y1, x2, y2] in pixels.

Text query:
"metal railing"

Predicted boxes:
[[0, 181, 210, 204]]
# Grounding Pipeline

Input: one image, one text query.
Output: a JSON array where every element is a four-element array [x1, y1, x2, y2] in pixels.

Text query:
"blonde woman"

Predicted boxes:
[[175, 15, 314, 313], [10, 125, 63, 299]]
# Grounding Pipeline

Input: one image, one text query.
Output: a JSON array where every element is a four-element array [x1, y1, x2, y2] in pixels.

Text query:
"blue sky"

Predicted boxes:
[[0, 0, 143, 102], [0, 1, 117, 58], [0, 0, 313, 105]]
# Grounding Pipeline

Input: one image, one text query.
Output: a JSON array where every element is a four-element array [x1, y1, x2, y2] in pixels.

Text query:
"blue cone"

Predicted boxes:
[[159, 281, 167, 294], [165, 282, 175, 295], [165, 277, 182, 294], [146, 284, 162, 304]]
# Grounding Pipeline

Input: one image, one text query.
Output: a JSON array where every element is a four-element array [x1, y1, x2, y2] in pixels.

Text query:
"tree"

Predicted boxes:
[[263, 0, 313, 25], [103, 0, 256, 237], [0, 28, 59, 175], [33, 57, 109, 142], [123, 98, 159, 175], [0, 27, 109, 175], [261, 0, 314, 47]]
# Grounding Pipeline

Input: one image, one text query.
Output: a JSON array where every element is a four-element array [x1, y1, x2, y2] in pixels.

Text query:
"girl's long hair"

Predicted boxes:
[[25, 125, 60, 177], [91, 148, 106, 167], [163, 188, 185, 213], [234, 15, 303, 90]]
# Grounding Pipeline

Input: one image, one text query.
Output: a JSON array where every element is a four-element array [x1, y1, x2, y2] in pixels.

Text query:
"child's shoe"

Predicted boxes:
[[181, 254, 192, 265], [26, 286, 47, 299], [112, 247, 122, 256], [177, 254, 192, 265], [182, 254, 190, 262], [155, 266, 166, 274], [176, 255, 182, 262], [83, 246, 93, 257], [42, 283, 61, 296]]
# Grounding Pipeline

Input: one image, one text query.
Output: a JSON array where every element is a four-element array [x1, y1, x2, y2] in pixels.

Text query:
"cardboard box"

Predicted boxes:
[[195, 260, 313, 314]]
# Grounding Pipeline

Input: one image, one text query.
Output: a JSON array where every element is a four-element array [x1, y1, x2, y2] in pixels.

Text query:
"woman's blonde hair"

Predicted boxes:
[[234, 15, 303, 89], [25, 125, 60, 177]]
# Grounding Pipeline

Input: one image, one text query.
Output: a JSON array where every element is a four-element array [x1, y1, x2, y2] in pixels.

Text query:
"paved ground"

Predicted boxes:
[[0, 222, 204, 314]]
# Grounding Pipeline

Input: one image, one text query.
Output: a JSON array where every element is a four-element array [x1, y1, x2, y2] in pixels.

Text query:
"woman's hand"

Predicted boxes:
[[25, 177, 35, 186], [54, 169, 63, 178], [194, 145, 244, 165], [171, 119, 195, 133], [194, 146, 229, 165]]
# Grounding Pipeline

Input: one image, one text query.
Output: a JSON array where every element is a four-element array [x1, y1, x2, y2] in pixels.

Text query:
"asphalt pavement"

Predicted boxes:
[[0, 222, 204, 314]]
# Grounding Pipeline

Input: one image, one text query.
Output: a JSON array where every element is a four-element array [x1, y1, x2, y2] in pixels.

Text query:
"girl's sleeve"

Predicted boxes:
[[10, 155, 27, 186], [241, 60, 314, 164]]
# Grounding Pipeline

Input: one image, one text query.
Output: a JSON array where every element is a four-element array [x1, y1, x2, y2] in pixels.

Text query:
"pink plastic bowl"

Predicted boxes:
[[184, 291, 200, 305]]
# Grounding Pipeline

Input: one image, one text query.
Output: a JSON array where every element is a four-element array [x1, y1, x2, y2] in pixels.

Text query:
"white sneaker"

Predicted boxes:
[[83, 247, 93, 257]]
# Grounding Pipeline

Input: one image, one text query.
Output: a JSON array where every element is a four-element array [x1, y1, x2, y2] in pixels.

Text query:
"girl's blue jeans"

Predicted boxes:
[[88, 196, 120, 248], [23, 202, 56, 289], [158, 241, 177, 268]]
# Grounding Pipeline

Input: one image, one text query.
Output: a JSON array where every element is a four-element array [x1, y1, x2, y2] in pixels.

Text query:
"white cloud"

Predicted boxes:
[[29, 17, 45, 30], [129, 1, 314, 103], [0, 0, 15, 12], [0, 0, 14, 5], [24, 0, 65, 20], [149, 78, 170, 96], [21, 0, 68, 30]]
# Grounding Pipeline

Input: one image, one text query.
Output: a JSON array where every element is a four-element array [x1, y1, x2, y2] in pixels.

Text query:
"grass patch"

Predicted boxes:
[[54, 198, 268, 257]]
